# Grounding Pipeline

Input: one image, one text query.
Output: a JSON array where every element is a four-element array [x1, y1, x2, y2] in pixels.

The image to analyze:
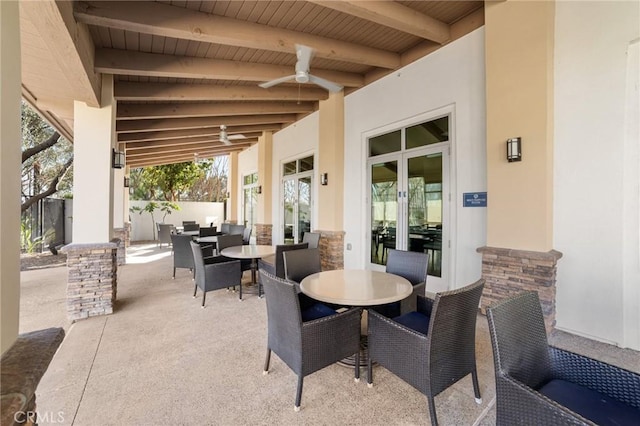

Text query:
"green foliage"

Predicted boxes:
[[140, 162, 205, 201], [129, 157, 228, 202]]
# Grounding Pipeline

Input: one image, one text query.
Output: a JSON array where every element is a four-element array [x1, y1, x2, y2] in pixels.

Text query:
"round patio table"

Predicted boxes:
[[300, 269, 412, 367], [220, 245, 275, 296]]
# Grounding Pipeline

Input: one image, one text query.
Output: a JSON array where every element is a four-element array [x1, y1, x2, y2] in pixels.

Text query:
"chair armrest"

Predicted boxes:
[[549, 346, 640, 409], [416, 293, 434, 317], [203, 260, 242, 290], [302, 307, 363, 371], [495, 372, 591, 425], [400, 281, 426, 315]]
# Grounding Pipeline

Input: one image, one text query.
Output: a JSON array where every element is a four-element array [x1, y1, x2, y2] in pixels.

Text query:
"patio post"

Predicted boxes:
[[0, 0, 22, 353], [256, 131, 273, 245], [481, 0, 562, 331], [61, 74, 118, 321], [317, 91, 345, 270]]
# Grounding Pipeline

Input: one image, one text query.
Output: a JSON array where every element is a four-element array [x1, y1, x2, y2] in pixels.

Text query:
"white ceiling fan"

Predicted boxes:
[[259, 44, 343, 93], [219, 125, 246, 146]]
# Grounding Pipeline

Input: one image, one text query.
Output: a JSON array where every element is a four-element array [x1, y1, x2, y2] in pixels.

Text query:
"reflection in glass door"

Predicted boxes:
[[282, 155, 314, 244], [367, 115, 449, 287], [370, 160, 398, 265], [406, 153, 443, 278]]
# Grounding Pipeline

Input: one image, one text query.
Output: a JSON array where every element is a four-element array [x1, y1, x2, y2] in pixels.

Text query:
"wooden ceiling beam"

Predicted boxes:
[[114, 82, 329, 102], [117, 101, 315, 120], [308, 1, 450, 44], [128, 151, 238, 168], [127, 146, 248, 166], [125, 134, 262, 151], [126, 140, 255, 157], [116, 114, 296, 133], [21, 1, 101, 107], [75, 1, 399, 69], [119, 124, 281, 143], [96, 49, 364, 88]]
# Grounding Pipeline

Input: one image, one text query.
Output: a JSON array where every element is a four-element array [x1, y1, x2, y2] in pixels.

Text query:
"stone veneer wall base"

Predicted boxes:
[[316, 230, 345, 271], [61, 242, 118, 321], [255, 223, 273, 246], [477, 246, 562, 333]]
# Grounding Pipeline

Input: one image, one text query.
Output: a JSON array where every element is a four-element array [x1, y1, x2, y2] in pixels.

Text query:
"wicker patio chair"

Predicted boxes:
[[260, 270, 363, 411], [283, 248, 321, 284], [242, 227, 252, 245], [183, 223, 200, 232], [301, 231, 321, 249], [189, 242, 241, 308], [170, 234, 195, 279], [373, 249, 428, 318], [157, 223, 174, 248], [367, 278, 485, 426], [216, 234, 252, 298], [220, 223, 231, 234], [487, 291, 640, 425], [258, 243, 309, 279]]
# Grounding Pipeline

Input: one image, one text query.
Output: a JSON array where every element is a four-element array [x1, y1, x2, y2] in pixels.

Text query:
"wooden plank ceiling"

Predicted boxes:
[[20, 0, 484, 168]]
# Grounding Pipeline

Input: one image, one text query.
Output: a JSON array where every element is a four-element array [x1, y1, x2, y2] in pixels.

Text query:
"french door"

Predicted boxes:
[[282, 175, 312, 243], [367, 117, 450, 290]]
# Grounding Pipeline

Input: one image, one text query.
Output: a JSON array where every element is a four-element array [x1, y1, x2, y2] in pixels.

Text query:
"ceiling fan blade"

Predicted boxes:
[[308, 74, 343, 93], [295, 44, 314, 73], [227, 134, 246, 140], [259, 75, 296, 89]]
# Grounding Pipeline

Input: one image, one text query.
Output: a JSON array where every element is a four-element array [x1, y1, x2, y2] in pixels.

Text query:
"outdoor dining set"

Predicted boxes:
[[156, 224, 640, 425]]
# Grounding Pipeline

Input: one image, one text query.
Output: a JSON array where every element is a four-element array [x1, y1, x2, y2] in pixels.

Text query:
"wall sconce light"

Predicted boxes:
[[226, 192, 230, 199], [320, 173, 328, 186], [506, 137, 522, 162], [112, 148, 125, 169], [256, 185, 262, 194], [123, 176, 130, 187]]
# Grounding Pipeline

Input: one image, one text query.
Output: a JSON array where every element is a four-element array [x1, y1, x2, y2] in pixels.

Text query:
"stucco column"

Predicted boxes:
[[62, 74, 118, 320], [256, 131, 273, 244], [72, 74, 116, 243], [228, 151, 239, 223], [0, 0, 22, 353], [317, 91, 345, 269], [482, 0, 561, 329]]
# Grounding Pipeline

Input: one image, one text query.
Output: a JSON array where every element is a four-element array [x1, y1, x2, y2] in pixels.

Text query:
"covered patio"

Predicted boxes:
[[2, 1, 639, 424], [20, 245, 639, 425]]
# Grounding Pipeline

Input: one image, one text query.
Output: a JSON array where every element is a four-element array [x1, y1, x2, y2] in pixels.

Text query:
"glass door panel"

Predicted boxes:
[[370, 160, 398, 265], [283, 178, 295, 243], [406, 153, 443, 277], [297, 177, 312, 242]]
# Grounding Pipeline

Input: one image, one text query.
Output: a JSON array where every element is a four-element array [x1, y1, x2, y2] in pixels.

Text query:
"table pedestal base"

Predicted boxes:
[[337, 336, 369, 368]]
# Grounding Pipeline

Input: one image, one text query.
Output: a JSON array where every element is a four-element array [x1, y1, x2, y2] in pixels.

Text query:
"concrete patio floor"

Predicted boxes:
[[20, 243, 639, 425]]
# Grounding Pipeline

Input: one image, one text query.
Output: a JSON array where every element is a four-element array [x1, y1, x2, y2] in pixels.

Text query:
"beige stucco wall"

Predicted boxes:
[[484, 0, 555, 252], [317, 92, 345, 231], [0, 0, 22, 354]]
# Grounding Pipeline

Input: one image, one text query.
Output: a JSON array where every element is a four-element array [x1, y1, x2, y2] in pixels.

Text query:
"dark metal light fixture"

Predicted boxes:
[[124, 176, 130, 187], [256, 185, 262, 194], [112, 148, 125, 169], [507, 138, 522, 162], [320, 173, 328, 185]]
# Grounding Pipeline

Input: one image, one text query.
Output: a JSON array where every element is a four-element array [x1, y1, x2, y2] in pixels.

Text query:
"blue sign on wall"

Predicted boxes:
[[463, 192, 487, 207]]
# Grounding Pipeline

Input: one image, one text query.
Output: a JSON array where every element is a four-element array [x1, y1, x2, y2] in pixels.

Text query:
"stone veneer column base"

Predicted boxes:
[[477, 246, 562, 333], [112, 225, 129, 265], [61, 242, 118, 321], [316, 230, 345, 271], [255, 223, 272, 245]]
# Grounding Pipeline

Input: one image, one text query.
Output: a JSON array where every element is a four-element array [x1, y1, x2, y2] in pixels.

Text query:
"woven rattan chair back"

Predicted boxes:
[[301, 232, 321, 249], [283, 248, 321, 283], [486, 291, 553, 389], [170, 234, 195, 278], [385, 249, 428, 285]]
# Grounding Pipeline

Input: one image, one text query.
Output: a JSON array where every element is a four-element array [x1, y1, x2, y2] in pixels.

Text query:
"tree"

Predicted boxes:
[[185, 156, 229, 202], [129, 158, 228, 202], [21, 101, 73, 212], [136, 162, 206, 201]]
